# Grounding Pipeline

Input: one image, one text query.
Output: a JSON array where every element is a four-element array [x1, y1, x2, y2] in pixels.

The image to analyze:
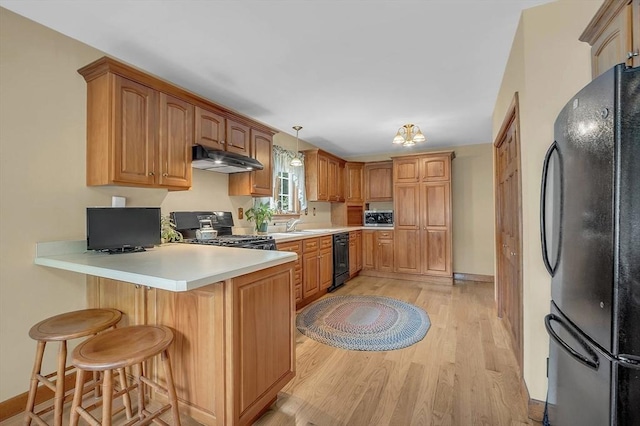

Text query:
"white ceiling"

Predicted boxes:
[[1, 0, 552, 158]]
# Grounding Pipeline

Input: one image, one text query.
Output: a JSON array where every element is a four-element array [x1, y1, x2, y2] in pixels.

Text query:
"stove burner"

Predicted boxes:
[[183, 235, 277, 250]]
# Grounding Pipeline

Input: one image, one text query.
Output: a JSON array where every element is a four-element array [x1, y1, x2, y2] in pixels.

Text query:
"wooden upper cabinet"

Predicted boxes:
[[225, 118, 250, 156], [318, 155, 329, 200], [580, 0, 639, 79], [304, 149, 345, 202], [364, 161, 393, 201], [84, 73, 191, 190], [194, 106, 251, 157], [112, 76, 157, 186], [228, 129, 273, 196], [393, 157, 420, 183], [345, 162, 364, 204], [337, 161, 345, 202], [79, 56, 278, 192], [194, 106, 225, 150], [249, 130, 273, 195], [421, 155, 451, 181], [158, 93, 193, 188], [328, 158, 346, 202]]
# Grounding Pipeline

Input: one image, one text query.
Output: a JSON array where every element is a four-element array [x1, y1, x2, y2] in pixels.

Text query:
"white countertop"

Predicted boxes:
[[35, 241, 297, 292], [268, 226, 394, 242]]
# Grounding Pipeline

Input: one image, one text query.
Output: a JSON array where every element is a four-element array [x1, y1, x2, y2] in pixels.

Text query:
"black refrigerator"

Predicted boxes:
[[541, 64, 640, 426]]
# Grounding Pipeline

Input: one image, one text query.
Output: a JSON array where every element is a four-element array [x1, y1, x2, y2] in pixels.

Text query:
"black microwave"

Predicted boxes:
[[364, 210, 394, 227]]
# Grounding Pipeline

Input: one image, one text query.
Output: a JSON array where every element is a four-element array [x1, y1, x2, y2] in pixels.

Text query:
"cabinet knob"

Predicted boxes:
[[627, 51, 639, 59], [148, 172, 155, 176], [162, 173, 168, 177], [221, 140, 226, 145]]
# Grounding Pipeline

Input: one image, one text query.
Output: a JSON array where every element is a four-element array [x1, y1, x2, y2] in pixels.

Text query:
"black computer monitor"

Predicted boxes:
[[86, 207, 161, 253]]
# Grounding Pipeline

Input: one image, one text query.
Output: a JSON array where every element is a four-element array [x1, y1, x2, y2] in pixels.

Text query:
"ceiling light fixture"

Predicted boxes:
[[290, 125, 303, 167], [393, 123, 426, 147]]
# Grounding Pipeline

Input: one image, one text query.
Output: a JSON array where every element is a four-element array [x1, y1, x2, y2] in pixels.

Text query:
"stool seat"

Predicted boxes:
[[70, 325, 181, 426], [73, 325, 174, 371], [25, 308, 122, 426], [29, 308, 122, 341]]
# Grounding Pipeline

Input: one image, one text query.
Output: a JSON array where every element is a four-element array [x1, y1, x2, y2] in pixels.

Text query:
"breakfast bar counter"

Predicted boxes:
[[34, 240, 297, 426], [34, 240, 297, 291]]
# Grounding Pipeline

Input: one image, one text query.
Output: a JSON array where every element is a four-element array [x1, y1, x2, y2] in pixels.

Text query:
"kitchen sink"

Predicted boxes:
[[289, 229, 336, 234]]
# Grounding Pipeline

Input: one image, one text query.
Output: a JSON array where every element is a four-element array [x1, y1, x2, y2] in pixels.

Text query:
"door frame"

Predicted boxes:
[[493, 92, 524, 372]]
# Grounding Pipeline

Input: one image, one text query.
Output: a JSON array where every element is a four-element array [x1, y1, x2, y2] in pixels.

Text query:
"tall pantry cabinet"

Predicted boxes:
[[392, 152, 454, 278]]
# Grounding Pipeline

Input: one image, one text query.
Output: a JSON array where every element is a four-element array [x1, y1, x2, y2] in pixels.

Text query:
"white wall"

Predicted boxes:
[[492, 0, 602, 401], [0, 7, 332, 400]]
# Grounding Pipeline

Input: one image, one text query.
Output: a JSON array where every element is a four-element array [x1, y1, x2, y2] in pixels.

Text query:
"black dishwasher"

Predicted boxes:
[[330, 232, 349, 292]]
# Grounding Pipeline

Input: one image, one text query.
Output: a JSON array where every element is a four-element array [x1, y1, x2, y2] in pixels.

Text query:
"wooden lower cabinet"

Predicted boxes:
[[319, 236, 333, 291], [229, 264, 295, 425], [362, 230, 394, 272], [277, 240, 302, 302], [86, 261, 295, 426], [349, 230, 363, 278], [299, 236, 333, 308]]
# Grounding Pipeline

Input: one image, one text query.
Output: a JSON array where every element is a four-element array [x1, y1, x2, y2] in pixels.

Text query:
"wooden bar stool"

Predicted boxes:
[[25, 308, 123, 426], [69, 325, 182, 426]]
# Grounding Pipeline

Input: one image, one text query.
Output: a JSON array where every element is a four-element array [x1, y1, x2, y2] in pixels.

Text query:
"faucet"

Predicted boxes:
[[285, 219, 301, 232]]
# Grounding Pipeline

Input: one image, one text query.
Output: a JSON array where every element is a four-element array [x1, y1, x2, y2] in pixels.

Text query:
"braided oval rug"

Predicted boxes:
[[296, 295, 430, 351]]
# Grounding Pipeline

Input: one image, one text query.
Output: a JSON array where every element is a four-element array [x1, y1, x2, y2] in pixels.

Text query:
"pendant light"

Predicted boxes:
[[290, 125, 303, 167]]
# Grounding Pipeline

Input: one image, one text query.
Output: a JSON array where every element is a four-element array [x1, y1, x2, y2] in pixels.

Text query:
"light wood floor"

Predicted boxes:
[[255, 276, 538, 426], [3, 276, 538, 426]]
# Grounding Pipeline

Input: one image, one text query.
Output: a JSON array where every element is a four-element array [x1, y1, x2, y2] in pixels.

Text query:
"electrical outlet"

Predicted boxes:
[[238, 207, 243, 219]]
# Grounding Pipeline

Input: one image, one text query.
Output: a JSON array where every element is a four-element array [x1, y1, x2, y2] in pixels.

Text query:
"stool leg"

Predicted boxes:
[[24, 340, 46, 426], [101, 369, 113, 426], [53, 341, 67, 426], [161, 349, 181, 426], [135, 363, 145, 420], [69, 369, 85, 426], [117, 367, 133, 419]]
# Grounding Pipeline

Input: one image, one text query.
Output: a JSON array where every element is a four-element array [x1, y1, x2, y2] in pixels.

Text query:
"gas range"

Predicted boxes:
[[171, 211, 277, 251], [183, 235, 276, 250]]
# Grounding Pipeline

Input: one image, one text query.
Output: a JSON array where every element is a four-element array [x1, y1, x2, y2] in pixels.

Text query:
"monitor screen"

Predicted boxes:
[[87, 207, 161, 252]]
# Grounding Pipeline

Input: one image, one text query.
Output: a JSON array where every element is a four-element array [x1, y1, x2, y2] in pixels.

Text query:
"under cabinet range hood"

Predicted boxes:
[[191, 145, 264, 174]]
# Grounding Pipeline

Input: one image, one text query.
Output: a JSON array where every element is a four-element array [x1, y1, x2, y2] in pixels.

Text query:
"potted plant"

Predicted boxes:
[[161, 215, 183, 243], [245, 202, 274, 234]]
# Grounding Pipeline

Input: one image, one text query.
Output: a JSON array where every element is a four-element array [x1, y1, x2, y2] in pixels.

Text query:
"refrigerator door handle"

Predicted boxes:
[[540, 142, 559, 276], [618, 354, 640, 369], [545, 313, 600, 370]]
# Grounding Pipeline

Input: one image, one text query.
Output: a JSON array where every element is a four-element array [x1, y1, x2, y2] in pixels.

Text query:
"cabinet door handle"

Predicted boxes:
[[162, 173, 168, 177], [221, 140, 226, 145], [148, 172, 155, 176], [627, 51, 639, 59]]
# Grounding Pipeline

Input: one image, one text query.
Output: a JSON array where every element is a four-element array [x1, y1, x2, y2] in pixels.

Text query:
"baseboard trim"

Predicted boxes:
[[0, 371, 86, 422], [359, 270, 454, 285], [528, 398, 545, 422], [453, 272, 495, 282]]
